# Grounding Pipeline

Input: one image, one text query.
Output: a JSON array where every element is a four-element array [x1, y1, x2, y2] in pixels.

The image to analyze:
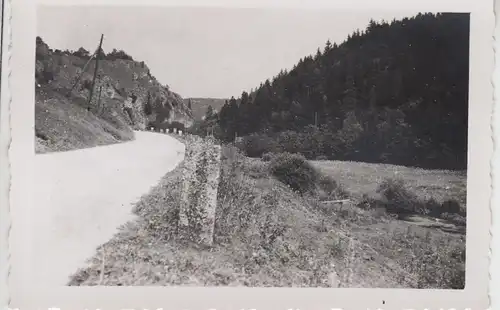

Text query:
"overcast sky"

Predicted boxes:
[[37, 6, 418, 98]]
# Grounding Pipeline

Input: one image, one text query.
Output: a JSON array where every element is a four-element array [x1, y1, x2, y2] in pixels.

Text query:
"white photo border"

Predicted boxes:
[[3, 0, 496, 309]]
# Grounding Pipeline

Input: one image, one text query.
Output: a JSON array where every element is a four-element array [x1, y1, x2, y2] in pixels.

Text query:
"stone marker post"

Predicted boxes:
[[178, 135, 222, 246]]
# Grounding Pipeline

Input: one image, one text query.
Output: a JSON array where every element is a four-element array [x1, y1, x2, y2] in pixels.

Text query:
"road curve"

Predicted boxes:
[[32, 131, 185, 286]]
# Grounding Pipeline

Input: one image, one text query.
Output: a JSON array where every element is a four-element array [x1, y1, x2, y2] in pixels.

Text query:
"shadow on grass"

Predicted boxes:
[[400, 214, 466, 235]]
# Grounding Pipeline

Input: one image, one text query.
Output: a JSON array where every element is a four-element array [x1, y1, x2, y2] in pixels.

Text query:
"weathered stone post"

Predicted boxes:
[[178, 135, 221, 246]]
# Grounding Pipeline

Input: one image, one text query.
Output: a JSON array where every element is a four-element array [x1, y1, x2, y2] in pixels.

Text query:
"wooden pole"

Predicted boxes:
[[88, 34, 104, 106], [66, 52, 96, 97]]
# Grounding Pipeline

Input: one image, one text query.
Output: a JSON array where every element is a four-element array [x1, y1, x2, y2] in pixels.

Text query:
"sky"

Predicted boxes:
[[37, 6, 419, 98]]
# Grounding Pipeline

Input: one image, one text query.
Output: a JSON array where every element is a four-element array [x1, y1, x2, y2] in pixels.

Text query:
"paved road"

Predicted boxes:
[[32, 131, 185, 286]]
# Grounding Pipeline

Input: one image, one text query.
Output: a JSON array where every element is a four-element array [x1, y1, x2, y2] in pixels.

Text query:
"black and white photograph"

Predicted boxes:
[[5, 1, 495, 309], [32, 6, 472, 289]]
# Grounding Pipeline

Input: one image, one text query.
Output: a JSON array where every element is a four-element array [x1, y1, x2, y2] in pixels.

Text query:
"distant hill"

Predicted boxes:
[[184, 98, 227, 120], [35, 37, 193, 152]]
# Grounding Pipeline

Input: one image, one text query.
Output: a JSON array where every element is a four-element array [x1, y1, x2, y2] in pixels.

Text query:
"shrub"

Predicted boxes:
[[316, 174, 348, 200], [73, 47, 90, 58], [269, 152, 319, 194], [376, 178, 419, 214], [144, 101, 153, 116], [261, 152, 276, 162], [81, 79, 92, 91], [357, 193, 380, 210], [242, 134, 281, 158], [42, 70, 55, 83], [106, 49, 134, 61], [169, 121, 186, 132], [441, 199, 462, 215], [422, 197, 442, 217]]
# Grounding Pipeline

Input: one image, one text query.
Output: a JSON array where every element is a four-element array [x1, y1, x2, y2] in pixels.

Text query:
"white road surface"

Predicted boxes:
[[32, 131, 185, 286]]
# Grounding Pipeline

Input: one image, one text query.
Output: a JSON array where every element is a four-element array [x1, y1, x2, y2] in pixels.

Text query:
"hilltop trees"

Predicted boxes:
[[215, 13, 469, 170], [106, 48, 134, 61], [73, 47, 90, 58]]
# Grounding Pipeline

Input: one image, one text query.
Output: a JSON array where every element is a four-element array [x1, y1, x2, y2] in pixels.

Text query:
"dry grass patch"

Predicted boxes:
[[35, 87, 134, 153]]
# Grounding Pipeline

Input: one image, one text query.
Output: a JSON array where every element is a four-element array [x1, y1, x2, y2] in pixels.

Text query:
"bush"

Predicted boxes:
[[242, 134, 281, 158], [441, 199, 462, 215], [269, 152, 319, 194], [106, 49, 134, 61], [316, 174, 348, 200], [144, 101, 153, 115], [81, 79, 92, 91], [376, 178, 420, 214], [356, 193, 380, 210], [261, 152, 276, 162], [73, 47, 90, 58], [422, 197, 442, 217], [169, 121, 186, 132]]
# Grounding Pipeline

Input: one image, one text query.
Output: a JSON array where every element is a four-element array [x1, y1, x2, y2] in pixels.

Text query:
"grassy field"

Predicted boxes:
[[68, 138, 466, 289], [310, 160, 467, 205]]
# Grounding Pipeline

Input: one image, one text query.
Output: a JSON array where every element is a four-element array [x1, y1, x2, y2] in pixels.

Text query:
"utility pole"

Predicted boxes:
[[314, 112, 318, 128], [88, 34, 104, 106]]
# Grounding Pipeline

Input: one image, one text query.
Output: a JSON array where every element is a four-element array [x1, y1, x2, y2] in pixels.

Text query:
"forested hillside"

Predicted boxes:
[[204, 13, 469, 170]]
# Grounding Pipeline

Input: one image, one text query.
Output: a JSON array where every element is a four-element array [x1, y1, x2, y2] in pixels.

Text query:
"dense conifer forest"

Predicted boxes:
[[194, 13, 469, 170]]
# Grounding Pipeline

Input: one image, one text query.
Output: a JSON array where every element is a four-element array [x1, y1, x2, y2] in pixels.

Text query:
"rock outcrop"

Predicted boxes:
[[35, 36, 193, 134]]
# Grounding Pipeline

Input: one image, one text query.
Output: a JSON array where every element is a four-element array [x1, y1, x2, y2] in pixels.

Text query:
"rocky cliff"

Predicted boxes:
[[35, 37, 193, 152]]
